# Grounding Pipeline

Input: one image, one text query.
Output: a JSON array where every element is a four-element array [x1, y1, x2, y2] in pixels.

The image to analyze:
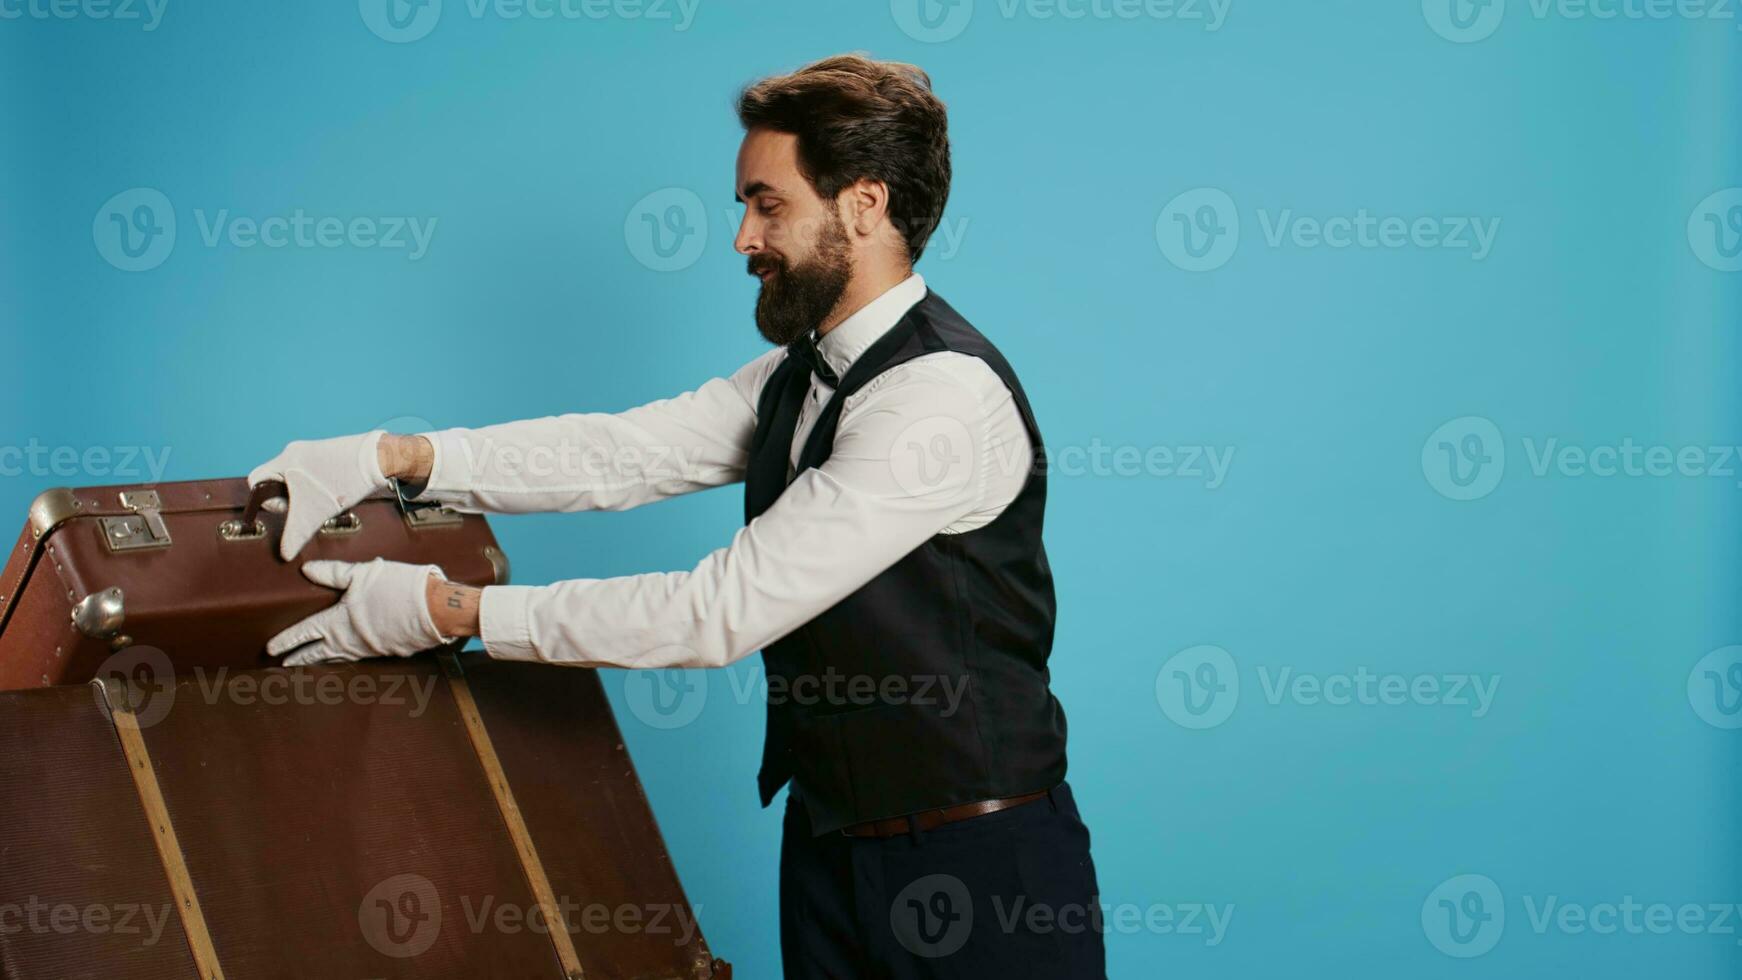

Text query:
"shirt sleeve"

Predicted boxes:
[[413, 348, 784, 514], [476, 354, 1025, 669]]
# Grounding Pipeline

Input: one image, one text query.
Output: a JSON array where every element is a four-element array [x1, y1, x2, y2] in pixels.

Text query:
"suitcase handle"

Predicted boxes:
[[238, 480, 285, 535], [224, 481, 370, 544]]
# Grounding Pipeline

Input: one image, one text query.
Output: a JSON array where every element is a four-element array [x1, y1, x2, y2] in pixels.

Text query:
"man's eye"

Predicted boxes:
[[759, 202, 781, 216]]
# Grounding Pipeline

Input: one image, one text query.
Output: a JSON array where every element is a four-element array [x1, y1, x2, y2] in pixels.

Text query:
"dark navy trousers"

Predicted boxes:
[[778, 782, 1107, 979]]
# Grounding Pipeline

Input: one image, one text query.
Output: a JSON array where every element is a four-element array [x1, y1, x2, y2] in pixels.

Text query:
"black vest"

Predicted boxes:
[[744, 290, 1068, 835]]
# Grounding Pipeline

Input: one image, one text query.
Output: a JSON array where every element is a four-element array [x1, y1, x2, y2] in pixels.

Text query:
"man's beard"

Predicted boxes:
[[751, 214, 853, 347]]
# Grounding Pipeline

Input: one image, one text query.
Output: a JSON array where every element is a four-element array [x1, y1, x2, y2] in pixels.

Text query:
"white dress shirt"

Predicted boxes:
[[417, 273, 1035, 669]]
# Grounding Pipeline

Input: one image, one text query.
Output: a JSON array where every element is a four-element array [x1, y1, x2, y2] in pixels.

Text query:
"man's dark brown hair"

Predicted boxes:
[[737, 54, 951, 263]]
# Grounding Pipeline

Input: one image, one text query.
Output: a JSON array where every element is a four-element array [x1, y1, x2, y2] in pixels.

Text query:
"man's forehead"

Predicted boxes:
[[736, 129, 801, 198]]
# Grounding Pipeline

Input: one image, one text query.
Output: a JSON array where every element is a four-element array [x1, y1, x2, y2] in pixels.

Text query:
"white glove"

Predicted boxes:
[[247, 430, 389, 561], [267, 559, 453, 667]]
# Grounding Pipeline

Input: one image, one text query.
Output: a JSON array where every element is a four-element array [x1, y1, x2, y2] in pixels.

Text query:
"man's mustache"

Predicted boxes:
[[748, 255, 783, 278]]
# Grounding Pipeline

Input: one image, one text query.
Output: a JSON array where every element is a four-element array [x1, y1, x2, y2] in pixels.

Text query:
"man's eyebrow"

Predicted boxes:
[[735, 180, 772, 204]]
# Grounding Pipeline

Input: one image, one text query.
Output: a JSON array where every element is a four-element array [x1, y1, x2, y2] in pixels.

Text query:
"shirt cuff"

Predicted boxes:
[[479, 585, 541, 662], [414, 428, 474, 506]]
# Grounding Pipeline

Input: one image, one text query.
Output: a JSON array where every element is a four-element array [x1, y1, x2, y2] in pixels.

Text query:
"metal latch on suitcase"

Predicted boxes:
[[392, 477, 465, 528], [99, 490, 172, 552]]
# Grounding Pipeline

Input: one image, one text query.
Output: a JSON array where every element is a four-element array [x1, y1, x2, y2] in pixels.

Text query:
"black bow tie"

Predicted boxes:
[[786, 332, 840, 388]]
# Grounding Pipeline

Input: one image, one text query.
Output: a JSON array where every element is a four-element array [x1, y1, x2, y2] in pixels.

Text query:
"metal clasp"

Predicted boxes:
[[217, 519, 266, 541], [100, 490, 172, 552], [391, 477, 464, 529], [319, 512, 363, 536]]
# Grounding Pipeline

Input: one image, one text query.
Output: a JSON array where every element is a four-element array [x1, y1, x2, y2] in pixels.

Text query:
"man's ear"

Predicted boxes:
[[839, 178, 890, 242]]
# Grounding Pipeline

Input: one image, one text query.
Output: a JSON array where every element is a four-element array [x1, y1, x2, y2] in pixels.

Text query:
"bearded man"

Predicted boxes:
[[250, 54, 1106, 979]]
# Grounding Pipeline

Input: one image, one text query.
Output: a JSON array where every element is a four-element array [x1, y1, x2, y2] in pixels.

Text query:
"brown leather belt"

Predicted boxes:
[[839, 790, 1051, 839]]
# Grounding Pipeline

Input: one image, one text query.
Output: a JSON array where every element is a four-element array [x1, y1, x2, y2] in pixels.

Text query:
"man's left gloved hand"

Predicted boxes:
[[268, 558, 454, 667]]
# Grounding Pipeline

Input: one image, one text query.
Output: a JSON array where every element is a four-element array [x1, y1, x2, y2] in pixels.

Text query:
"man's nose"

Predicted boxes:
[[734, 214, 762, 255]]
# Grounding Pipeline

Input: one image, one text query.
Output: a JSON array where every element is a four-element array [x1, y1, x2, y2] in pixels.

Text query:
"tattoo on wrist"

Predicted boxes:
[[426, 576, 482, 638]]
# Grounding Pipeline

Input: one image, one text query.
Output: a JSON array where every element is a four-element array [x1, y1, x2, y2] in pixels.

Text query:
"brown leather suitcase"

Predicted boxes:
[[0, 478, 508, 689]]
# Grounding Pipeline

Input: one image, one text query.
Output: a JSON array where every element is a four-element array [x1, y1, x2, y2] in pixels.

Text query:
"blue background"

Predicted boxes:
[[3, 1, 1739, 976]]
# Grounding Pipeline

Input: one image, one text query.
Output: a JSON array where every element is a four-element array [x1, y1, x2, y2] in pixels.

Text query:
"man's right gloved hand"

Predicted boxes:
[[247, 430, 393, 561]]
